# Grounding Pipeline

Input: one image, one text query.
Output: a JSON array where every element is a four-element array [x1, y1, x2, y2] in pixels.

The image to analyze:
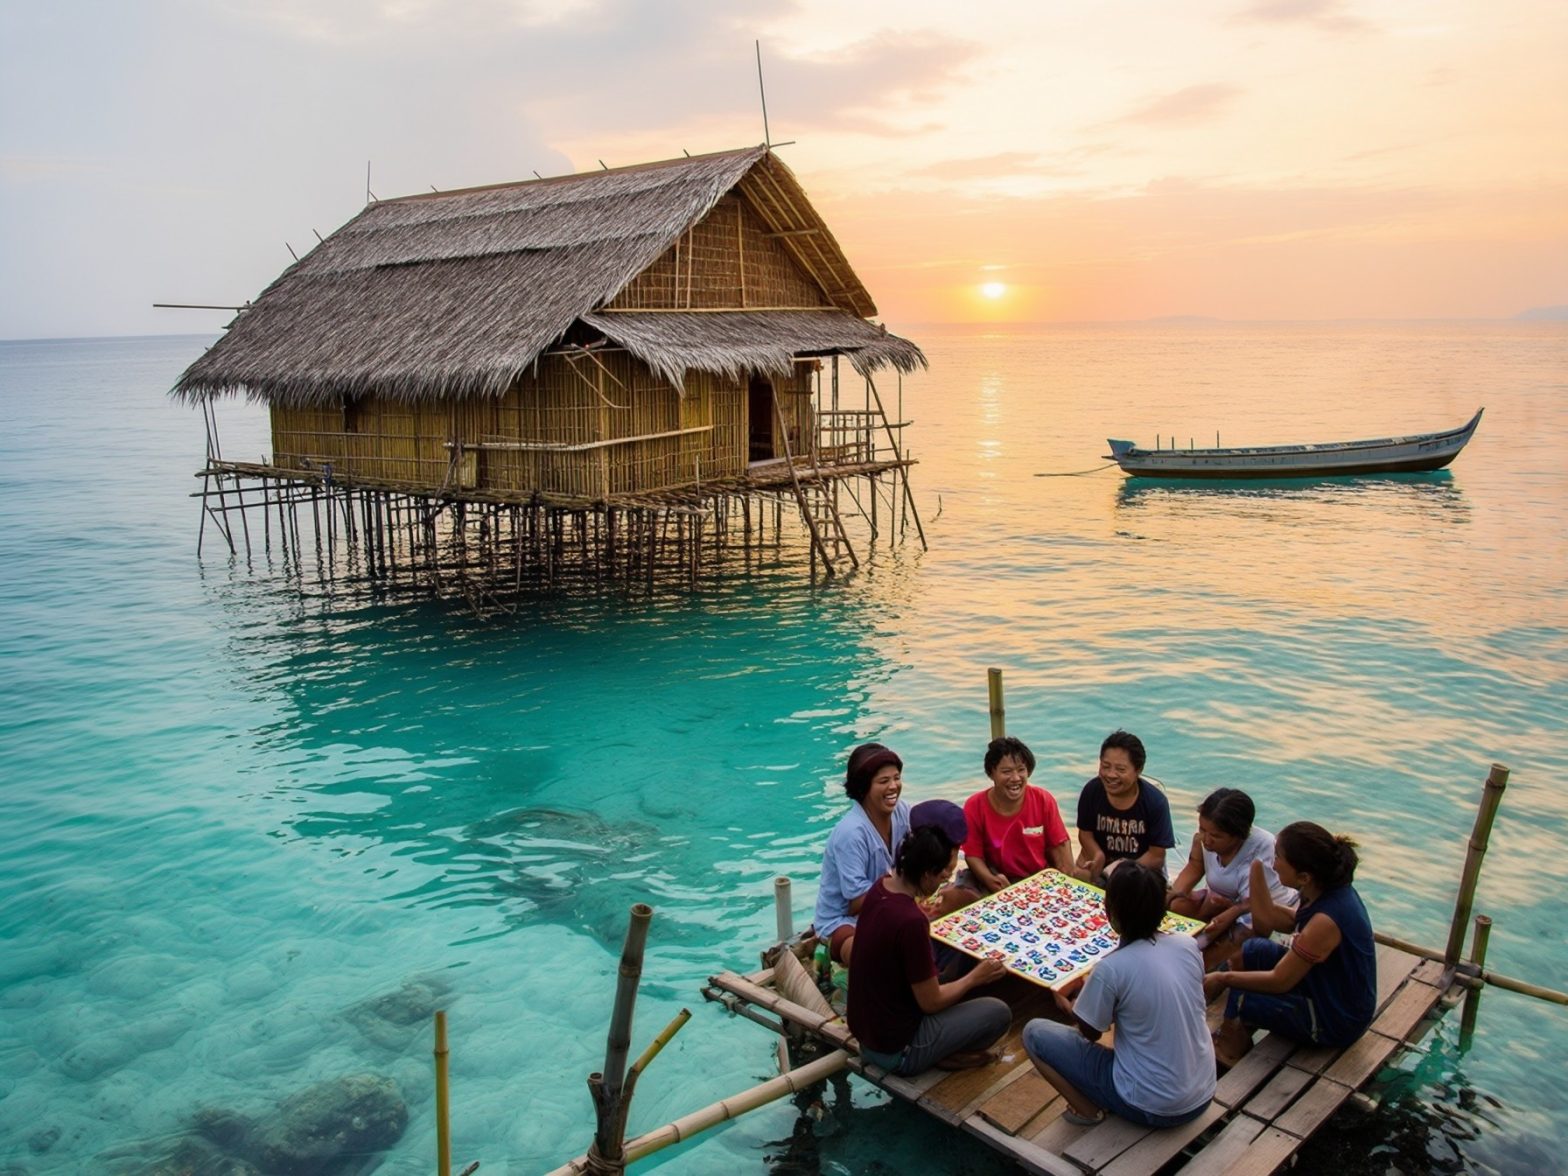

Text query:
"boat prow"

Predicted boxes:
[[1104, 408, 1483, 479]]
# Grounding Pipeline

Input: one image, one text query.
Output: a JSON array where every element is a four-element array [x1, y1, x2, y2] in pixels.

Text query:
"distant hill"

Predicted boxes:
[[1513, 306, 1568, 321]]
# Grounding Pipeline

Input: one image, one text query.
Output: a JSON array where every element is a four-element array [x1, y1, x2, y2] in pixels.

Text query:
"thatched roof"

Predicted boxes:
[[582, 310, 924, 386], [173, 146, 924, 406]]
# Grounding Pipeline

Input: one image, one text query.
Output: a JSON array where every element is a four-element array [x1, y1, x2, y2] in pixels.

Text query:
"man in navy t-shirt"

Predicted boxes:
[[1075, 730, 1174, 884]]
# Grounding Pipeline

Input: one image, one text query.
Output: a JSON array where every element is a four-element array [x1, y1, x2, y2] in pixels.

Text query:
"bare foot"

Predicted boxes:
[[936, 1048, 998, 1070], [1214, 1019, 1253, 1069]]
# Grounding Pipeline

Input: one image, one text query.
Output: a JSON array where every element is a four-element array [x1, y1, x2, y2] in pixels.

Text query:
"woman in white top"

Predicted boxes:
[[1167, 788, 1295, 941]]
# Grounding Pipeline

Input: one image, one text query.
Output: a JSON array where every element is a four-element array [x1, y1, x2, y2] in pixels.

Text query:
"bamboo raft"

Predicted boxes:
[[703, 938, 1453, 1176]]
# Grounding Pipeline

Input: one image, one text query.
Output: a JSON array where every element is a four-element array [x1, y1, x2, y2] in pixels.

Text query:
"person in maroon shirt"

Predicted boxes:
[[848, 800, 1012, 1075]]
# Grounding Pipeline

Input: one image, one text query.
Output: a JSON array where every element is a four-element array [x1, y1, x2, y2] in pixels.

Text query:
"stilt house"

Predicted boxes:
[[175, 145, 926, 583]]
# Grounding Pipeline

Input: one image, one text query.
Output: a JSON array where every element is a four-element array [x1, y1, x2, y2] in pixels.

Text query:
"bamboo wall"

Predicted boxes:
[[268, 356, 814, 501], [606, 196, 831, 311]]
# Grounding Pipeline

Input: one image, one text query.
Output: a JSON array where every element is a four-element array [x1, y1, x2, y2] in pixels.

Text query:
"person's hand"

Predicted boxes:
[[1203, 972, 1229, 1002], [1201, 906, 1241, 940], [1051, 986, 1076, 1017], [970, 956, 1008, 986]]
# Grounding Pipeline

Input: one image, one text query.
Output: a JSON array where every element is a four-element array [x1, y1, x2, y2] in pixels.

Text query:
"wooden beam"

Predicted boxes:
[[593, 306, 835, 313], [445, 426, 713, 453]]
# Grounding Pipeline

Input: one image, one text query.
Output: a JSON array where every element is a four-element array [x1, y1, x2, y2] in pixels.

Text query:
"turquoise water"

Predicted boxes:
[[1, 324, 1565, 1174]]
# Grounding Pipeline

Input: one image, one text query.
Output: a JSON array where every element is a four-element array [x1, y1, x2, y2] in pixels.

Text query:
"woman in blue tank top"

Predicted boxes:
[[1203, 822, 1377, 1068]]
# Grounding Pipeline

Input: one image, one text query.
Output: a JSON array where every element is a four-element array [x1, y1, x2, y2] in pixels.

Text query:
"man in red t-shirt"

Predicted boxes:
[[962, 736, 1074, 893]]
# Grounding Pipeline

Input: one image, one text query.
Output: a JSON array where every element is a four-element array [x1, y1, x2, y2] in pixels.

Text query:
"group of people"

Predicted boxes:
[[812, 732, 1377, 1130]]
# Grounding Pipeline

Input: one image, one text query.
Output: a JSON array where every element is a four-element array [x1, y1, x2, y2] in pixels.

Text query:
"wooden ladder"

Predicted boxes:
[[773, 388, 859, 578]]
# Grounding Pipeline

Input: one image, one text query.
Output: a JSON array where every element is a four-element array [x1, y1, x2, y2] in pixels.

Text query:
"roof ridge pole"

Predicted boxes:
[[755, 41, 771, 149]]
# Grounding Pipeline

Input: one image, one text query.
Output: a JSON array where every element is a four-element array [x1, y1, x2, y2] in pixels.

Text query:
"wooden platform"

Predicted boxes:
[[704, 941, 1453, 1176]]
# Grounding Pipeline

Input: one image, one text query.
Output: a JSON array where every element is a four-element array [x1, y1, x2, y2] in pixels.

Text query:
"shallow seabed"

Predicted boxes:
[[1, 323, 1565, 1174]]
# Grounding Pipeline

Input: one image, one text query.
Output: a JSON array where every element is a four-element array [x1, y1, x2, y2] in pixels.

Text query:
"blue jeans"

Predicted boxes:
[[1021, 1020, 1209, 1128], [1224, 938, 1321, 1043]]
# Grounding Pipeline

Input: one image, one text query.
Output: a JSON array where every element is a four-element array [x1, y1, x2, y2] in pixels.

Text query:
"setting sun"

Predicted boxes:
[[980, 282, 1007, 300]]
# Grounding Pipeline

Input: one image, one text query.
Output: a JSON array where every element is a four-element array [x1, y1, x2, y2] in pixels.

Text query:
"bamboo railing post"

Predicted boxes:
[[987, 668, 1006, 739], [586, 902, 653, 1174], [1460, 914, 1493, 1047], [433, 1011, 451, 1176], [774, 876, 793, 943], [1444, 763, 1509, 966]]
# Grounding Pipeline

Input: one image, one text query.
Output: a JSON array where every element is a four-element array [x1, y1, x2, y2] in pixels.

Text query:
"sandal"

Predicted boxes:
[[1062, 1108, 1106, 1127]]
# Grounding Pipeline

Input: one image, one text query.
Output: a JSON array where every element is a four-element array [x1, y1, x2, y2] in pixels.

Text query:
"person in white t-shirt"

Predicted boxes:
[[1021, 864, 1215, 1127], [1167, 788, 1296, 945]]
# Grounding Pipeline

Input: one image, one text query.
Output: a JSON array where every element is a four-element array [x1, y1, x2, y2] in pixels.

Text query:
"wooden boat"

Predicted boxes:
[[1105, 408, 1483, 478]]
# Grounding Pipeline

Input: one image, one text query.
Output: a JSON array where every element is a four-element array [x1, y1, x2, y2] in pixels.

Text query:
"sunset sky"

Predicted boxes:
[[2, 0, 1564, 338]]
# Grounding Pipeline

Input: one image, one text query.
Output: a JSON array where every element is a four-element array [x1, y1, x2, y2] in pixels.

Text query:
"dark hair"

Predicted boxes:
[[1197, 788, 1255, 839], [844, 743, 901, 802], [1276, 821, 1359, 889], [893, 825, 958, 885], [1104, 863, 1165, 944], [1100, 729, 1146, 773], [984, 736, 1036, 777]]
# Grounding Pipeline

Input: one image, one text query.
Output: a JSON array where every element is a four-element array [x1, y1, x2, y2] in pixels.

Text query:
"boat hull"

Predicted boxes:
[[1106, 409, 1482, 479]]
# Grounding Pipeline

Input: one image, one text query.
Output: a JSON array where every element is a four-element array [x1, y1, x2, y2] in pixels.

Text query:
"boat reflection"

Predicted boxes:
[[1115, 469, 1470, 516]]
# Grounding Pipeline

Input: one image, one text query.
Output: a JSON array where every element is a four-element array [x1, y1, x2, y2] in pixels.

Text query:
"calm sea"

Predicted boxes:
[[1, 323, 1564, 1174]]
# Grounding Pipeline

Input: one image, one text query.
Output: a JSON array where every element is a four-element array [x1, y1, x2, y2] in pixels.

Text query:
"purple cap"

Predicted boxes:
[[909, 799, 967, 846]]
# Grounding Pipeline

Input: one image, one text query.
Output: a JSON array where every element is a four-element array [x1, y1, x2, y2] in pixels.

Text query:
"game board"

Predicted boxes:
[[929, 869, 1205, 990]]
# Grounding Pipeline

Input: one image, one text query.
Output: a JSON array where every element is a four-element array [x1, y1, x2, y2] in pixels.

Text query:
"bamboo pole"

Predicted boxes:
[[1460, 914, 1493, 1045], [434, 1011, 451, 1176], [1373, 929, 1568, 1005], [1457, 967, 1568, 1006], [987, 668, 1006, 739], [1444, 763, 1509, 965], [623, 1050, 850, 1162], [587, 903, 653, 1171], [629, 1008, 690, 1081], [544, 1051, 851, 1176], [773, 876, 793, 942]]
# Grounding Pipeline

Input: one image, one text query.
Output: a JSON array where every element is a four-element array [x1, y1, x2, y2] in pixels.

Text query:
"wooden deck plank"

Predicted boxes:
[[1177, 1112, 1265, 1175], [939, 1058, 1039, 1122], [975, 1068, 1057, 1135], [1273, 1076, 1353, 1138], [1013, 1091, 1068, 1141], [1373, 943, 1420, 1011], [1285, 1042, 1337, 1074], [1213, 1032, 1295, 1108], [962, 1115, 1085, 1176], [846, 1056, 949, 1098], [1321, 1030, 1401, 1088], [1096, 1103, 1226, 1176], [1208, 1123, 1301, 1176], [1369, 979, 1443, 1042], [1237, 1063, 1313, 1121], [921, 1020, 1035, 1113], [1063, 1113, 1156, 1169], [1411, 958, 1447, 986], [1028, 1108, 1100, 1156]]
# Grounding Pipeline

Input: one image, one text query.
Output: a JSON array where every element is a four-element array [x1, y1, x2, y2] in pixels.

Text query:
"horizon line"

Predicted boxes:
[[5, 313, 1566, 347]]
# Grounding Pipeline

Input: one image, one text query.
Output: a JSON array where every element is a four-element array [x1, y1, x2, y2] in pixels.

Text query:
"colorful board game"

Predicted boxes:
[[929, 869, 1205, 990]]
